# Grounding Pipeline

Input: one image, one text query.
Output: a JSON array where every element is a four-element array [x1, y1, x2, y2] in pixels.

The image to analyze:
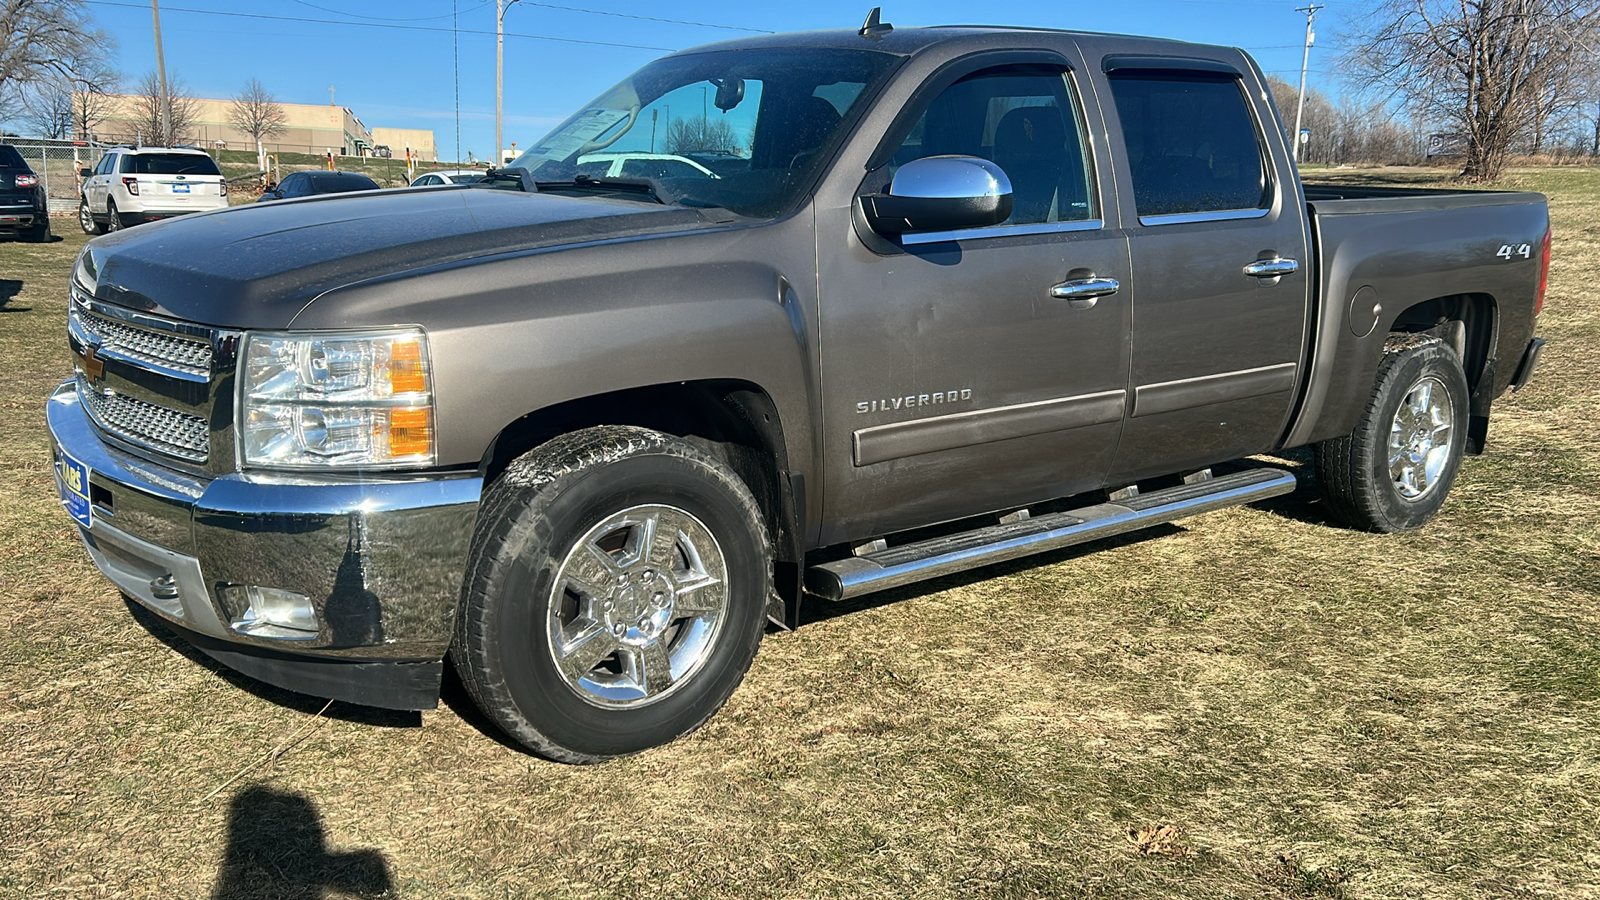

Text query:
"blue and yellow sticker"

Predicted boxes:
[[57, 452, 91, 528]]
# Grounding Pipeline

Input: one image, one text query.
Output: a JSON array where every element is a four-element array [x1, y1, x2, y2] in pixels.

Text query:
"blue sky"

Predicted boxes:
[[75, 0, 1348, 162]]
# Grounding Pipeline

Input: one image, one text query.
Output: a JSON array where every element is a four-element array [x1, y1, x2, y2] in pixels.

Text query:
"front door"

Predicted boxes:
[[816, 60, 1132, 544]]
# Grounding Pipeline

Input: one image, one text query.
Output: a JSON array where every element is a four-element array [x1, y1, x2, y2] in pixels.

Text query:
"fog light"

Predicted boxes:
[[223, 585, 319, 640]]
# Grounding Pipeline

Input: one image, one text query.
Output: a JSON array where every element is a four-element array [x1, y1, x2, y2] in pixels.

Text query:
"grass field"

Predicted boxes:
[[1, 168, 1596, 899]]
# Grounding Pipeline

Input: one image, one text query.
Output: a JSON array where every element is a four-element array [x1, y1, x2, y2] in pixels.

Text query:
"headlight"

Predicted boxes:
[[239, 328, 435, 469]]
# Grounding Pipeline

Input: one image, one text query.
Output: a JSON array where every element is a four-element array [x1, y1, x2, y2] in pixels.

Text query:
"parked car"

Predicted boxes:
[[78, 146, 228, 233], [574, 152, 719, 181], [0, 143, 50, 242], [371, 145, 393, 159], [258, 170, 382, 201], [409, 169, 487, 187], [50, 21, 1548, 763]]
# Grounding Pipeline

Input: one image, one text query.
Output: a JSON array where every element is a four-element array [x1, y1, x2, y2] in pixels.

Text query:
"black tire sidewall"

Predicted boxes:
[[475, 443, 767, 759], [1359, 342, 1470, 531]]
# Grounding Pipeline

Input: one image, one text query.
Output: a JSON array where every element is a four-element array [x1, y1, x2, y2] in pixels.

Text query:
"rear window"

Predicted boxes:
[[1107, 71, 1270, 218], [312, 173, 378, 192], [121, 153, 222, 176], [0, 145, 27, 169]]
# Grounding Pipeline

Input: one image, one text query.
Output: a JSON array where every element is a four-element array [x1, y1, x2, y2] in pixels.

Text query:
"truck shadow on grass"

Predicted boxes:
[[121, 596, 422, 729], [210, 783, 393, 900]]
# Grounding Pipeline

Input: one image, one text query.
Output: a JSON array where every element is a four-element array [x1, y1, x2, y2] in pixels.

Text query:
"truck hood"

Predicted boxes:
[[81, 186, 718, 329]]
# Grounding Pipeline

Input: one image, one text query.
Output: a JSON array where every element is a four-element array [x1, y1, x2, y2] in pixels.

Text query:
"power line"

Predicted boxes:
[[80, 0, 678, 52], [517, 2, 771, 33], [290, 0, 493, 23]]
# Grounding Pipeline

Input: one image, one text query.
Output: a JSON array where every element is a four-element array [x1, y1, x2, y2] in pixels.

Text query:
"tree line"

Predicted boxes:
[[2, 0, 286, 149]]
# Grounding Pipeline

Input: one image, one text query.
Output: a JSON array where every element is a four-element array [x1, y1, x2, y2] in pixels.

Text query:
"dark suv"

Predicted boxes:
[[0, 144, 51, 242]]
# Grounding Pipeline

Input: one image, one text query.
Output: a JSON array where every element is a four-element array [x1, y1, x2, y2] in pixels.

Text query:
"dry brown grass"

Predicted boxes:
[[1, 168, 1597, 899]]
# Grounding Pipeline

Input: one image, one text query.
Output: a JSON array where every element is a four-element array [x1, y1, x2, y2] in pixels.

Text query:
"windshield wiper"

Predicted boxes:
[[535, 175, 665, 204]]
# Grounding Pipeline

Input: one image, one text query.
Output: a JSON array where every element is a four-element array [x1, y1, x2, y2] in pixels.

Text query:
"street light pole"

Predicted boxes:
[[1292, 4, 1323, 164], [151, 0, 172, 145], [495, 0, 520, 167]]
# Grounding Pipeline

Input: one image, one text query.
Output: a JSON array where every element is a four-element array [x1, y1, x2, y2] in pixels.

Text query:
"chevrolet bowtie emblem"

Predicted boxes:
[[78, 343, 105, 381]]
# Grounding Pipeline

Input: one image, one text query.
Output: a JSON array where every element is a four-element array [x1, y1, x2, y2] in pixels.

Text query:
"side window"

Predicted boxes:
[[1106, 71, 1270, 218], [118, 154, 136, 174], [97, 154, 115, 176], [888, 66, 1094, 226]]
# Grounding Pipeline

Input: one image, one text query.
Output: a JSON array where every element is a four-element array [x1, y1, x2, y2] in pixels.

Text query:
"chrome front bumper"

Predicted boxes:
[[47, 381, 482, 707]]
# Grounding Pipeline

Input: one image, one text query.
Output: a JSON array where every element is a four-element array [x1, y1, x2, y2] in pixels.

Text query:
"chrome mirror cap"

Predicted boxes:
[[890, 155, 1013, 201]]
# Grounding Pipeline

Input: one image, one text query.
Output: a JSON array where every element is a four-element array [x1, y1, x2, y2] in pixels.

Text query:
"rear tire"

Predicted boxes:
[[23, 214, 50, 243], [1314, 334, 1470, 533], [105, 199, 123, 232], [453, 426, 771, 763]]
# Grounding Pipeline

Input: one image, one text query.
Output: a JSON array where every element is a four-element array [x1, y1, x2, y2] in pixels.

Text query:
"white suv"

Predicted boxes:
[[79, 146, 229, 234]]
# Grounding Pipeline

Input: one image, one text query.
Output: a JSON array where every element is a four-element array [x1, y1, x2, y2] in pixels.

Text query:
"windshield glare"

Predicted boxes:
[[511, 47, 898, 217]]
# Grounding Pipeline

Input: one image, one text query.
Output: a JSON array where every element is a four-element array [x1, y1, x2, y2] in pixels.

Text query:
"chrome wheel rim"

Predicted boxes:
[[1388, 375, 1454, 500], [78, 200, 93, 233], [546, 504, 728, 708]]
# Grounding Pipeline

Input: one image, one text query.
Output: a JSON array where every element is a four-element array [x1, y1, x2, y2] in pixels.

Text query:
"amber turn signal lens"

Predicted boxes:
[[389, 341, 426, 394], [387, 408, 432, 457]]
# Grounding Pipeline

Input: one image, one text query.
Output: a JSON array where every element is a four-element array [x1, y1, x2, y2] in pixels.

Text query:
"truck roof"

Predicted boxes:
[[681, 24, 1228, 59]]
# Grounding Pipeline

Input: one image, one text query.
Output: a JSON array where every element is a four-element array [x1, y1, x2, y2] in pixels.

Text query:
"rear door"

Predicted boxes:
[[1084, 51, 1313, 482], [817, 51, 1133, 542]]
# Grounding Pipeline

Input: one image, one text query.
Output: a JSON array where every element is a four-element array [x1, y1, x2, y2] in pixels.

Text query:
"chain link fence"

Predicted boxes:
[[6, 138, 109, 215]]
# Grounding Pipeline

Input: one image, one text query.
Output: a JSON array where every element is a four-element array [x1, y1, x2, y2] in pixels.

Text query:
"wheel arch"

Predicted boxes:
[[478, 380, 806, 624], [1386, 292, 1498, 453]]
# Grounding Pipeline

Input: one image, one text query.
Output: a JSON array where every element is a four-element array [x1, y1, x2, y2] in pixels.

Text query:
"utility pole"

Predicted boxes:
[[150, 0, 172, 146], [496, 0, 519, 167], [1292, 4, 1324, 164]]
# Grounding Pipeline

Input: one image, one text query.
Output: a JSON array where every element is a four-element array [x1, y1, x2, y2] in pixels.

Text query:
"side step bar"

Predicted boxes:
[[804, 468, 1297, 602]]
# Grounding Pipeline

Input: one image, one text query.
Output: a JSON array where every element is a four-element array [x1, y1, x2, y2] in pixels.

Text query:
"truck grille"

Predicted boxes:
[[71, 299, 213, 377], [77, 374, 211, 462]]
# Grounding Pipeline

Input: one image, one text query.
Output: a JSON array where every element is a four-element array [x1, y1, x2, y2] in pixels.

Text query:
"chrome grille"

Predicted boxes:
[[77, 374, 210, 462], [71, 298, 213, 377]]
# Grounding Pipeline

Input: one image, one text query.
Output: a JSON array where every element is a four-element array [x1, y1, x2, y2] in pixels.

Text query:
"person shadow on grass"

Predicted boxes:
[[211, 783, 393, 899]]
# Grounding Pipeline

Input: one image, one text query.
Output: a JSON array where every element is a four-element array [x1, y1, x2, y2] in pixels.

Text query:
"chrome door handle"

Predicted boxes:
[[1243, 257, 1299, 278], [1049, 277, 1120, 310]]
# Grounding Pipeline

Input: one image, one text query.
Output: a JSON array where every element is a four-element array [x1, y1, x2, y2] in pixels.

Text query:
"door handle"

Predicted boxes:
[[1049, 277, 1120, 310], [1243, 257, 1299, 278]]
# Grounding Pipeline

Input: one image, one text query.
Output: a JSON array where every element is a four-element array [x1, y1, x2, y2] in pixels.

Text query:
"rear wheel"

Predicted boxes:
[[1314, 334, 1470, 532], [453, 426, 771, 763], [23, 214, 50, 243], [105, 199, 123, 232]]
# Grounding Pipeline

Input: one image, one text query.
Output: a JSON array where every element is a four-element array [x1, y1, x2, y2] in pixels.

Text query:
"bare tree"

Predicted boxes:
[[134, 70, 197, 145], [0, 0, 112, 102], [226, 78, 286, 146], [664, 116, 741, 156], [1345, 0, 1600, 181], [1266, 75, 1340, 164], [21, 80, 69, 136]]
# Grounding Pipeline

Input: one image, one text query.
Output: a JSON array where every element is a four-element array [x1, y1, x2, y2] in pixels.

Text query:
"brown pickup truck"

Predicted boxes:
[[49, 18, 1547, 762]]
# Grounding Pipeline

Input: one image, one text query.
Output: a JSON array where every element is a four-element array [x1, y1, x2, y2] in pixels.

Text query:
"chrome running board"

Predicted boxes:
[[804, 468, 1297, 601]]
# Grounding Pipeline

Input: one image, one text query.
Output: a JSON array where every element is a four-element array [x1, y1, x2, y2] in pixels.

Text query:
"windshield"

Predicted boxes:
[[510, 47, 899, 218]]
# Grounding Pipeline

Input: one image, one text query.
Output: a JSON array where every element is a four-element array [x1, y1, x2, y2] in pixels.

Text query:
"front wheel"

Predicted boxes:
[[1314, 334, 1470, 532], [79, 197, 104, 235], [453, 426, 771, 763]]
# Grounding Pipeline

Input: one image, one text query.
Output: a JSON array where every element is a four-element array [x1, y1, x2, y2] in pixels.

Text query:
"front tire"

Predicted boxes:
[[1314, 334, 1470, 532], [79, 197, 105, 235], [454, 426, 771, 763]]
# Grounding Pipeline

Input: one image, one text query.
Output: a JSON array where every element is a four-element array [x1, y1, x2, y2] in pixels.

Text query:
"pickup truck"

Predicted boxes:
[[48, 18, 1549, 763]]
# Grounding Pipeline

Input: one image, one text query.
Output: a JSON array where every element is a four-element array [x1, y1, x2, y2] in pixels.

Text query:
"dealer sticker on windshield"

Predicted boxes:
[[56, 450, 91, 528]]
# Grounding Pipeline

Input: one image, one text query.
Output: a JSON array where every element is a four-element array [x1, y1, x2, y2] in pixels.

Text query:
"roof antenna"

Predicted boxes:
[[859, 7, 892, 37]]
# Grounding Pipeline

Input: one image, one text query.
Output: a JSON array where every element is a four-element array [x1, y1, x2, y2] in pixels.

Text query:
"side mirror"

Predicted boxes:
[[79, 168, 92, 178], [859, 156, 1013, 236]]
